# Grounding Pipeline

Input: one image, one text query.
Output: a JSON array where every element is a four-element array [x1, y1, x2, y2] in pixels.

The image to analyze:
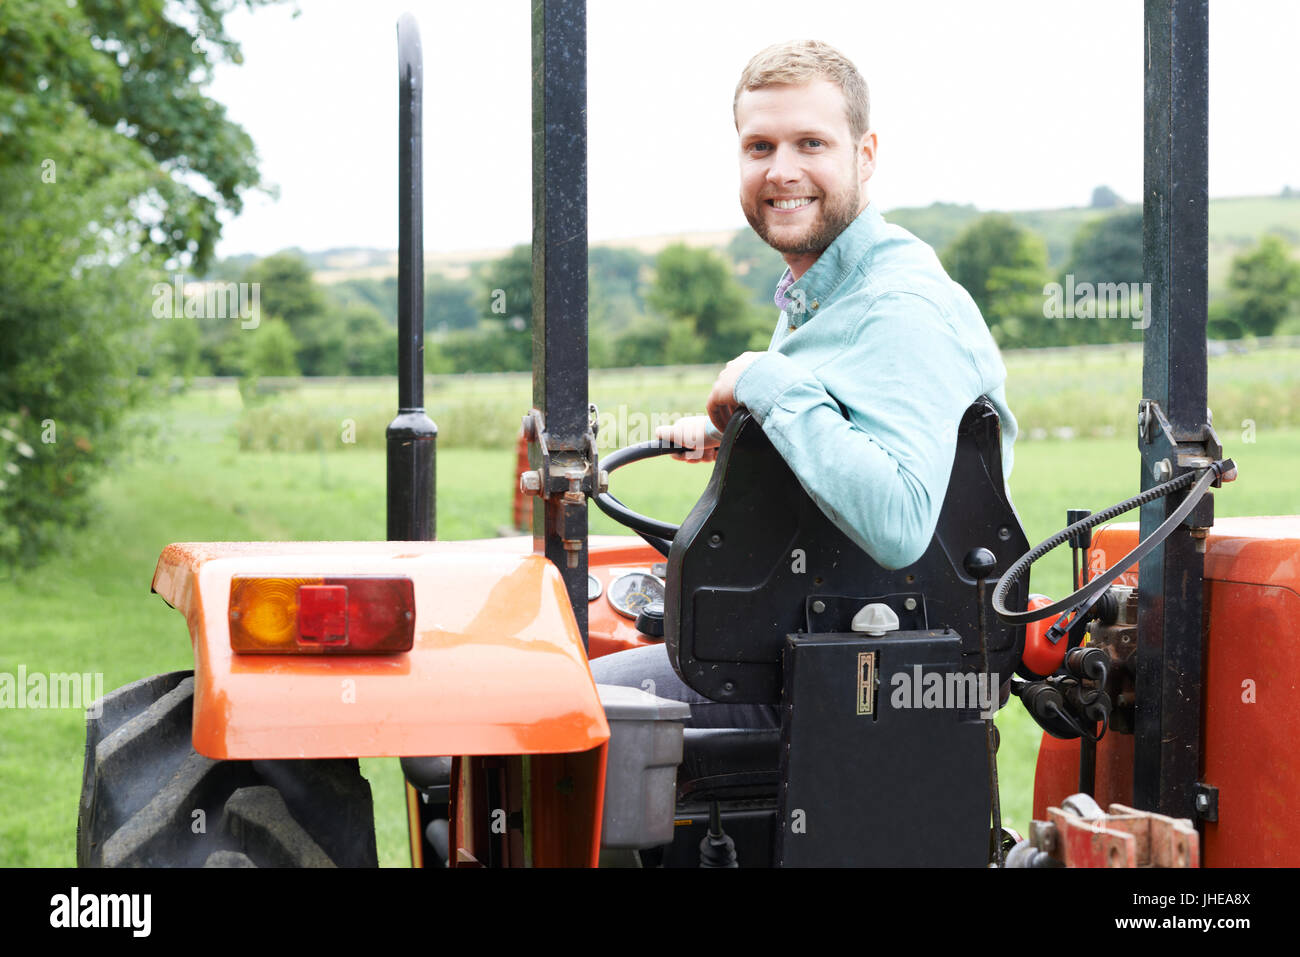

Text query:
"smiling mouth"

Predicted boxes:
[[767, 197, 815, 210]]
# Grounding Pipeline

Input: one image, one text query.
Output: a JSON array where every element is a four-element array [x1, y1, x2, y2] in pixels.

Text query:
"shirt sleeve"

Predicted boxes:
[[733, 291, 984, 570]]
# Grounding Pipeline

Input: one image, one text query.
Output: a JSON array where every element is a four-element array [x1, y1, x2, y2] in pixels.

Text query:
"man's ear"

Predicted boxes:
[[857, 130, 878, 185]]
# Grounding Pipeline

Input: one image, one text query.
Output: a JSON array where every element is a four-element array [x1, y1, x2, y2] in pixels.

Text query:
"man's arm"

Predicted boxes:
[[730, 292, 988, 570]]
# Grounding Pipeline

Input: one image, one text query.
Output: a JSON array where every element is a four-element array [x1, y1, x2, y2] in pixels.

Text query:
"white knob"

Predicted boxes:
[[851, 602, 899, 636]]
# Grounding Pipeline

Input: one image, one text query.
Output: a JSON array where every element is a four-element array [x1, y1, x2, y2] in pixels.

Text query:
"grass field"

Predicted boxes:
[[1, 347, 1296, 867]]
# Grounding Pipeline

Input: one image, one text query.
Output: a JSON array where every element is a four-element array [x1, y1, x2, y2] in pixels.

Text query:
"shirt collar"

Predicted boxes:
[[775, 203, 887, 325], [773, 270, 798, 311]]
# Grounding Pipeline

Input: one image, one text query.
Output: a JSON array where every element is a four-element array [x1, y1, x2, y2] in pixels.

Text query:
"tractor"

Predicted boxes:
[[75, 0, 1294, 869]]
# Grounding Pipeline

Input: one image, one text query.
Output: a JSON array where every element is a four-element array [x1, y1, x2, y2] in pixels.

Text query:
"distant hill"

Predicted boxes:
[[223, 193, 1298, 292]]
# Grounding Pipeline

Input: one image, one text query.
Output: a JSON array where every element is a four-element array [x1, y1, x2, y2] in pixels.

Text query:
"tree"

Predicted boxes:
[[480, 244, 532, 329], [588, 246, 651, 344], [237, 319, 299, 405], [727, 227, 789, 309], [1223, 235, 1300, 337], [589, 246, 649, 293], [941, 215, 1050, 346], [340, 305, 396, 376], [242, 252, 326, 335], [1090, 185, 1124, 209], [2, 0, 269, 269], [0, 0, 269, 564], [1065, 209, 1143, 288], [469, 244, 534, 370], [646, 244, 762, 363], [149, 315, 208, 383], [424, 275, 478, 332]]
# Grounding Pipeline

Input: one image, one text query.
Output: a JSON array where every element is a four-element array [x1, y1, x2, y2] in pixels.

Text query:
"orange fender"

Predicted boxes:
[[152, 539, 610, 761]]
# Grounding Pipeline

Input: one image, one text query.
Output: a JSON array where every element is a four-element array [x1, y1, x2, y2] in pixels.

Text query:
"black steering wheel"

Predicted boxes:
[[592, 439, 693, 558]]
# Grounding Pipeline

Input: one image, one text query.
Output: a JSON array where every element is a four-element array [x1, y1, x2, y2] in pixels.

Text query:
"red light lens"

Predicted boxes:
[[299, 585, 349, 641], [230, 576, 415, 654], [341, 577, 415, 652]]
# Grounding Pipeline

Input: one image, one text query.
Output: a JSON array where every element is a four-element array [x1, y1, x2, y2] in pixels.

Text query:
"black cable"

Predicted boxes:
[[992, 461, 1231, 627], [1044, 700, 1104, 743]]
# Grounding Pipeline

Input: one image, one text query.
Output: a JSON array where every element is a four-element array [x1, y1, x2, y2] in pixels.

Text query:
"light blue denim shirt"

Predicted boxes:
[[732, 203, 1017, 570]]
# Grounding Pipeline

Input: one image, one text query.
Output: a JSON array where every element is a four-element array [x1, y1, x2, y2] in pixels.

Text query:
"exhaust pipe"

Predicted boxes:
[[387, 13, 437, 542]]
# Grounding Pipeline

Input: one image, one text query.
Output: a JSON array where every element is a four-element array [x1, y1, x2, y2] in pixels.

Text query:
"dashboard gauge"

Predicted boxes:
[[587, 573, 602, 602], [607, 571, 665, 620]]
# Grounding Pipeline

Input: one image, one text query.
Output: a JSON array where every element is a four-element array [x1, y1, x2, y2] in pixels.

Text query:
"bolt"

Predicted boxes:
[[597, 469, 609, 494], [563, 467, 586, 505], [520, 470, 542, 495], [904, 597, 918, 611], [1030, 820, 1058, 854], [811, 600, 826, 614], [1152, 458, 1173, 483]]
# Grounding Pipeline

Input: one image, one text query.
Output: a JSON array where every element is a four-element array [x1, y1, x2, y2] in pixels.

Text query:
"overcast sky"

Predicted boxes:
[[208, 0, 1300, 258]]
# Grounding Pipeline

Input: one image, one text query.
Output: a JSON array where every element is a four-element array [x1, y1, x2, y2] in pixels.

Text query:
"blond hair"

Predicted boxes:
[[734, 40, 870, 140]]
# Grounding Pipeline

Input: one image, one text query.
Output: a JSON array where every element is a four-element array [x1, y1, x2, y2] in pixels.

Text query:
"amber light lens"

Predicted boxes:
[[229, 576, 415, 654]]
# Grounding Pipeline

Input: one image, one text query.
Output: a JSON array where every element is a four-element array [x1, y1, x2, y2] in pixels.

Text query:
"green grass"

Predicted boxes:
[[231, 342, 1300, 457], [1208, 195, 1300, 245], [2, 350, 1297, 866]]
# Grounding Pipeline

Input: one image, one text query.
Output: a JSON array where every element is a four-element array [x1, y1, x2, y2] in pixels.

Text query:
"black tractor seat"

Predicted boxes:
[[677, 727, 782, 803], [657, 401, 1029, 865]]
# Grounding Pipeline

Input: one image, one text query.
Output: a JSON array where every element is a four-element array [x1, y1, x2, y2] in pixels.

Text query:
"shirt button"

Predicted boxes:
[[811, 299, 820, 310], [788, 324, 796, 332]]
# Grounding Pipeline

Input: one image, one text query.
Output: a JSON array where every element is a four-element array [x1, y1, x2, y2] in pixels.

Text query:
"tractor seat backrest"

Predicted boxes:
[[663, 400, 1030, 705]]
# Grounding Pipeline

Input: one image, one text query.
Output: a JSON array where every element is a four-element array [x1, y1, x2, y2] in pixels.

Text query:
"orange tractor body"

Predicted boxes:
[[1033, 517, 1300, 866]]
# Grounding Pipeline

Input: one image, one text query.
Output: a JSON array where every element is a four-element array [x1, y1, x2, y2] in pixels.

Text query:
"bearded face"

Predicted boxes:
[[735, 79, 875, 271], [740, 156, 863, 257]]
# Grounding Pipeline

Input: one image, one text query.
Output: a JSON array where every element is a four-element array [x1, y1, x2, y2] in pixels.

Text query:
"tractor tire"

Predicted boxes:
[[77, 671, 378, 867]]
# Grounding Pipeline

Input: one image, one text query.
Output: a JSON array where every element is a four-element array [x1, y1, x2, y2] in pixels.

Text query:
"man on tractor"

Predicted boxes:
[[591, 39, 1018, 726]]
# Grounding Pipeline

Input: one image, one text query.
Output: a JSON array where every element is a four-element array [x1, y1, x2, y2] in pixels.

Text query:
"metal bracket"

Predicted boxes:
[[519, 407, 601, 568], [1193, 782, 1219, 822], [1030, 799, 1199, 867], [1137, 398, 1222, 531], [519, 407, 602, 500]]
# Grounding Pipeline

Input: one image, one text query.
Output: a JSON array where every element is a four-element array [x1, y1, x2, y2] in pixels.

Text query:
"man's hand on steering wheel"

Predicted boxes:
[[654, 416, 721, 462], [706, 351, 766, 435]]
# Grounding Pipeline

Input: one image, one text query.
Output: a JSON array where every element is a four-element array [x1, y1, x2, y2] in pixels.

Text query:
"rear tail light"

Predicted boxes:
[[229, 577, 415, 654]]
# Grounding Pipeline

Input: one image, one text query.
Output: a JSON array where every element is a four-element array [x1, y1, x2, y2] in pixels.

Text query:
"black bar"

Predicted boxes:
[[1134, 0, 1210, 817], [396, 13, 425, 412], [387, 13, 437, 542], [531, 0, 589, 639]]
